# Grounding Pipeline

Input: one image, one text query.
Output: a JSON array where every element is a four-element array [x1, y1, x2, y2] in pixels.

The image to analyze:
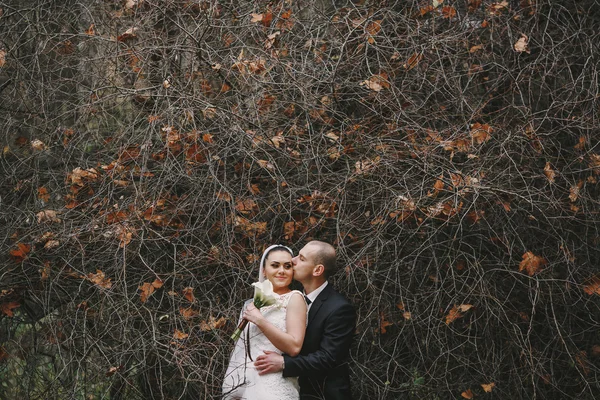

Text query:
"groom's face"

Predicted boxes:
[[292, 244, 317, 283]]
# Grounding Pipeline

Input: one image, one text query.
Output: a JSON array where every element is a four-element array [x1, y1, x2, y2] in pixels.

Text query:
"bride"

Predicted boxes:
[[222, 245, 307, 400]]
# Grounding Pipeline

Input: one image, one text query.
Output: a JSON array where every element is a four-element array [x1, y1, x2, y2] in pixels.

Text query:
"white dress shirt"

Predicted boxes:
[[305, 281, 328, 311]]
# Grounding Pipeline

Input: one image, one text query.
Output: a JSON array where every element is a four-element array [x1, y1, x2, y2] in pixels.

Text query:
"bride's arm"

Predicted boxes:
[[243, 292, 307, 356]]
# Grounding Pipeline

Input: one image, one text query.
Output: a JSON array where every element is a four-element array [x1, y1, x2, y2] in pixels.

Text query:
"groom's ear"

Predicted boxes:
[[313, 264, 325, 277]]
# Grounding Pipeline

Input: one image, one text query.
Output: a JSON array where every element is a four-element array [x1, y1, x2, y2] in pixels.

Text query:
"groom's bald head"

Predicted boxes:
[[306, 240, 336, 278]]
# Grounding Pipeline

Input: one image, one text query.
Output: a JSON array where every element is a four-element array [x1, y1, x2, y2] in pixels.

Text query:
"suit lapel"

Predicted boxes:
[[308, 284, 332, 324]]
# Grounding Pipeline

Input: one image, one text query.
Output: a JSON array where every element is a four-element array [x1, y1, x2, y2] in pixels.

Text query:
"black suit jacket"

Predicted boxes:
[[282, 284, 355, 400]]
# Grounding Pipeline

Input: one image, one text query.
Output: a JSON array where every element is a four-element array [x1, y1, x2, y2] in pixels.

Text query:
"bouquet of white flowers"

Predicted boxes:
[[230, 280, 278, 341]]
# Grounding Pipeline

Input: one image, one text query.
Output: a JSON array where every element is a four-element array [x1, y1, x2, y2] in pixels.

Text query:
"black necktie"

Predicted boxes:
[[304, 295, 312, 305]]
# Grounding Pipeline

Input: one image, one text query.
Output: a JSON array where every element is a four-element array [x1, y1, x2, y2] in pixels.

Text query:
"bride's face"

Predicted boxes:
[[263, 250, 293, 293]]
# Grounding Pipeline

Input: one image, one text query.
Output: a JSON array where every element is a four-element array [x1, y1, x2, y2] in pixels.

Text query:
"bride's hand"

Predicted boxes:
[[243, 303, 264, 325]]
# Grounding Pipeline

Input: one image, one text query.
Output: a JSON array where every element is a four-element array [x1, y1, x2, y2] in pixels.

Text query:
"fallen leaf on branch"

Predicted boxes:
[[86, 270, 112, 289], [37, 210, 61, 224], [173, 329, 189, 340], [200, 316, 227, 331], [481, 382, 495, 392], [0, 302, 20, 317], [518, 251, 547, 276], [182, 287, 195, 303], [514, 34, 530, 53], [10, 243, 31, 263], [544, 162, 556, 183]]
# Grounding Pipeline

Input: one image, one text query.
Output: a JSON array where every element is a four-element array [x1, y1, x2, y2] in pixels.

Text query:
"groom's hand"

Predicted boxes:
[[254, 350, 284, 375]]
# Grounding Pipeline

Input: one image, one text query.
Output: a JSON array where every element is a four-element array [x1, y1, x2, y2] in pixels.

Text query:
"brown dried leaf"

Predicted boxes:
[[139, 279, 163, 303], [200, 316, 227, 331], [403, 53, 423, 70], [544, 162, 556, 183], [257, 159, 275, 171], [461, 389, 474, 399], [518, 251, 547, 276], [481, 382, 495, 392], [0, 49, 6, 67], [365, 20, 381, 44], [574, 136, 587, 150], [445, 305, 462, 325], [379, 312, 393, 334], [0, 302, 20, 317], [569, 180, 583, 202], [235, 198, 258, 214], [173, 329, 189, 340], [583, 275, 600, 296], [44, 240, 60, 249], [37, 210, 61, 224], [180, 307, 199, 320], [442, 6, 457, 18], [182, 287, 196, 303], [470, 122, 492, 144], [37, 187, 50, 202], [514, 34, 530, 53], [31, 139, 46, 151], [10, 243, 31, 263], [86, 270, 112, 289]]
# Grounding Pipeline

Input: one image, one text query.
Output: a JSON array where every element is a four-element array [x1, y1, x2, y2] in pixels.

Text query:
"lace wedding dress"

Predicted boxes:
[[222, 290, 303, 400]]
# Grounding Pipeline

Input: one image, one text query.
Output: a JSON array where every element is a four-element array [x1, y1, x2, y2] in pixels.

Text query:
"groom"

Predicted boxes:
[[254, 240, 355, 400]]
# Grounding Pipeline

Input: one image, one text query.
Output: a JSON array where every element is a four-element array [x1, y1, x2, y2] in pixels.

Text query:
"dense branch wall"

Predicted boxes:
[[1, 0, 599, 398]]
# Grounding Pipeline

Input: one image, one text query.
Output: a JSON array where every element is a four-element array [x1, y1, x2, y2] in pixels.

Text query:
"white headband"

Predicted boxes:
[[258, 244, 294, 282]]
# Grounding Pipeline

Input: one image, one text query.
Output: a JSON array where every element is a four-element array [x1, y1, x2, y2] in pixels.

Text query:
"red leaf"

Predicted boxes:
[[0, 301, 20, 317]]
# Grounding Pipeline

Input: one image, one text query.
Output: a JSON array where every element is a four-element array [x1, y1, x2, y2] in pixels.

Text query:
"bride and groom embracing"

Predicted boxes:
[[222, 240, 355, 400]]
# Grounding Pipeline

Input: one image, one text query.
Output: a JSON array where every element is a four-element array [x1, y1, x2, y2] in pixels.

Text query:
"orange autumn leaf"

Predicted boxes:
[[365, 20, 382, 44], [442, 6, 457, 18], [38, 187, 50, 202], [216, 191, 232, 201], [40, 261, 51, 280], [569, 180, 583, 202], [179, 307, 199, 320], [37, 210, 61, 223], [182, 287, 196, 303], [10, 243, 31, 263], [403, 53, 423, 71], [173, 329, 189, 340], [379, 312, 393, 334], [574, 136, 586, 150], [200, 316, 227, 331], [234, 216, 268, 235], [543, 162, 556, 183], [582, 275, 600, 296], [518, 251, 547, 276], [481, 382, 495, 392], [445, 304, 473, 325], [116, 225, 134, 248], [139, 279, 163, 303], [470, 122, 492, 144], [468, 0, 482, 12], [0, 302, 20, 317], [235, 198, 258, 214], [86, 270, 112, 289], [461, 389, 474, 399]]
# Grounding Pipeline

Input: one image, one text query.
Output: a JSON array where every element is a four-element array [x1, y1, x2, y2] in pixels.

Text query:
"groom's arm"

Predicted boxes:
[[282, 301, 355, 378]]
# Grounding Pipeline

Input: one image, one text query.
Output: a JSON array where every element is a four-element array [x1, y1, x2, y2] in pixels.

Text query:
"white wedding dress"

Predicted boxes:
[[222, 290, 303, 400]]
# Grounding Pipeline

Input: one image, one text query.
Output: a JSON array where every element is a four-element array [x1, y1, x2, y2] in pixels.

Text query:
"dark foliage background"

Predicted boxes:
[[1, 0, 599, 398]]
